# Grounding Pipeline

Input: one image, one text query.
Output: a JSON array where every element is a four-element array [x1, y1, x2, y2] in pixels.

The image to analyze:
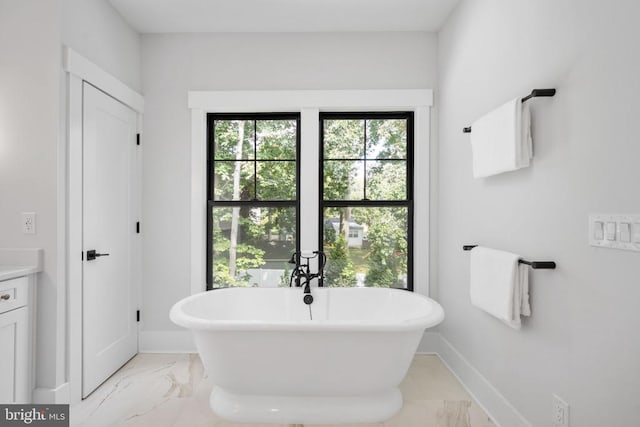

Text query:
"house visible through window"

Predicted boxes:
[[207, 113, 299, 290], [320, 112, 413, 290]]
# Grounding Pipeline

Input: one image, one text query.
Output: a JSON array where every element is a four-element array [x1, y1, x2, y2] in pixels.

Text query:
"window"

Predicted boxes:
[[192, 90, 431, 295], [320, 112, 413, 290], [207, 113, 300, 289]]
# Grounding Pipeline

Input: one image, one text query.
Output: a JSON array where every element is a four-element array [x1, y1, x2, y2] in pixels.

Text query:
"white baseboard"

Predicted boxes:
[[433, 335, 532, 427], [139, 330, 196, 353], [33, 382, 69, 404]]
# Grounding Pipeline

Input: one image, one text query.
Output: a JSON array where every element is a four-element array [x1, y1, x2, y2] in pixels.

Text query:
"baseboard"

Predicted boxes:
[[139, 330, 196, 353], [33, 382, 69, 404], [434, 335, 532, 427]]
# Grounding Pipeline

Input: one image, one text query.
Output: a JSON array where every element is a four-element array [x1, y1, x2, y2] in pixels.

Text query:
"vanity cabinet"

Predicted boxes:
[[0, 276, 33, 403]]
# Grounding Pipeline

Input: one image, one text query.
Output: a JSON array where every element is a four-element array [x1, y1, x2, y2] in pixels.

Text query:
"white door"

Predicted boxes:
[[82, 82, 139, 397]]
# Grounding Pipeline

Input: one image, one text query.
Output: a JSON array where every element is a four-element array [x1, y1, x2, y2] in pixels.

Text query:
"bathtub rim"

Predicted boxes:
[[170, 287, 444, 332]]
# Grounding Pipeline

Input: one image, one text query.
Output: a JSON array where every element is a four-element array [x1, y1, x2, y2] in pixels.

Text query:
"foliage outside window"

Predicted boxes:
[[207, 114, 299, 289], [320, 112, 413, 290]]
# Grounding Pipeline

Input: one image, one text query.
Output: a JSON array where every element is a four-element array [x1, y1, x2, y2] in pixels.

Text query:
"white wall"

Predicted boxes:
[[0, 0, 63, 393], [62, 0, 142, 92], [141, 32, 438, 333], [437, 1, 640, 426]]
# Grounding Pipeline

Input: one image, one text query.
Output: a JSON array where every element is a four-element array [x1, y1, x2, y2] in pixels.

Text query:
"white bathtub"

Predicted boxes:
[[170, 287, 444, 424]]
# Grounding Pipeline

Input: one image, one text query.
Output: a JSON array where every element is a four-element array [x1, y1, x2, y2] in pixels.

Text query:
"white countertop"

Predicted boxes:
[[0, 249, 43, 281], [0, 266, 41, 281]]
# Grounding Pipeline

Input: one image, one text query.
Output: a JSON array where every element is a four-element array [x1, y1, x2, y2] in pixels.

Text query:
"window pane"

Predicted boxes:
[[366, 119, 407, 159], [257, 161, 296, 200], [366, 161, 406, 200], [212, 206, 296, 288], [323, 119, 364, 159], [213, 120, 255, 160], [323, 160, 364, 200], [256, 120, 297, 160], [213, 161, 255, 200], [322, 206, 408, 289]]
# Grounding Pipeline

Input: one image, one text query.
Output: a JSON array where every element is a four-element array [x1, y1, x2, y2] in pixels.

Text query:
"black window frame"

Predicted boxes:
[[318, 111, 414, 291], [206, 112, 301, 290]]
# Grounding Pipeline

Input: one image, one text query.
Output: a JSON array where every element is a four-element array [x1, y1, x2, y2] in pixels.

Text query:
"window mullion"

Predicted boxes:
[[299, 108, 321, 261], [363, 119, 368, 201], [253, 120, 258, 200]]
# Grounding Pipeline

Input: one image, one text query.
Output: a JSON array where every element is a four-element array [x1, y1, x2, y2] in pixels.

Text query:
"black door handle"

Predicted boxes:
[[86, 250, 110, 261]]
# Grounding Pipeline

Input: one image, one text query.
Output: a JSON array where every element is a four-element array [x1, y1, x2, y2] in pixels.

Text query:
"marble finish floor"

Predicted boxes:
[[70, 354, 495, 427]]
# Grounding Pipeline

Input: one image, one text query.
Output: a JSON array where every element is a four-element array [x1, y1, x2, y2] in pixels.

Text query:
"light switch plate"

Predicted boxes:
[[589, 214, 640, 252]]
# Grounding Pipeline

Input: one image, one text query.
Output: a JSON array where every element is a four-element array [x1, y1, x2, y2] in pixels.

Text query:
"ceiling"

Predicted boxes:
[[108, 0, 460, 33]]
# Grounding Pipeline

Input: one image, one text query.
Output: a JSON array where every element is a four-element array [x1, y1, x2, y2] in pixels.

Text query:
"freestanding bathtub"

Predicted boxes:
[[170, 287, 444, 424]]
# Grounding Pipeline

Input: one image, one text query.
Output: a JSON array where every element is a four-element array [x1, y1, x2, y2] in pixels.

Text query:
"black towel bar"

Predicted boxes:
[[463, 88, 556, 133], [463, 245, 556, 269]]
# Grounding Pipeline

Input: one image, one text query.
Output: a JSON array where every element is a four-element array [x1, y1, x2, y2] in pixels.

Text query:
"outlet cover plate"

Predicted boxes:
[[22, 212, 36, 234], [552, 394, 569, 427]]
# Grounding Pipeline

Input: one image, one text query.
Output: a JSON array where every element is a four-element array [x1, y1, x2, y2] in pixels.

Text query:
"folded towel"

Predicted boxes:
[[469, 247, 531, 329], [470, 98, 533, 178]]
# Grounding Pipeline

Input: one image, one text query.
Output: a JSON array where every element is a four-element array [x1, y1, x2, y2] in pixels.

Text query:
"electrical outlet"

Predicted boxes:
[[552, 394, 569, 426], [22, 212, 36, 234]]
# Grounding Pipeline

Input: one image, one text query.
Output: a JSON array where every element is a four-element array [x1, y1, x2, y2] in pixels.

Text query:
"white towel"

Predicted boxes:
[[470, 98, 533, 178], [469, 247, 531, 329]]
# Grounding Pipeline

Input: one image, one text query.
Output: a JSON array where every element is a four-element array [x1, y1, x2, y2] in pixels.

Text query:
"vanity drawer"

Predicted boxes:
[[0, 277, 29, 314]]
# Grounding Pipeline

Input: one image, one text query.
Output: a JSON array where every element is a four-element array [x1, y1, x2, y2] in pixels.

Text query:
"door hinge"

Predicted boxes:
[[136, 310, 140, 322], [136, 221, 140, 234], [81, 251, 84, 260], [136, 133, 140, 146]]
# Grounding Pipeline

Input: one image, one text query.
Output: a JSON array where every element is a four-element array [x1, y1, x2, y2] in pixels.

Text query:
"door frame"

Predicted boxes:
[[64, 47, 144, 404]]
